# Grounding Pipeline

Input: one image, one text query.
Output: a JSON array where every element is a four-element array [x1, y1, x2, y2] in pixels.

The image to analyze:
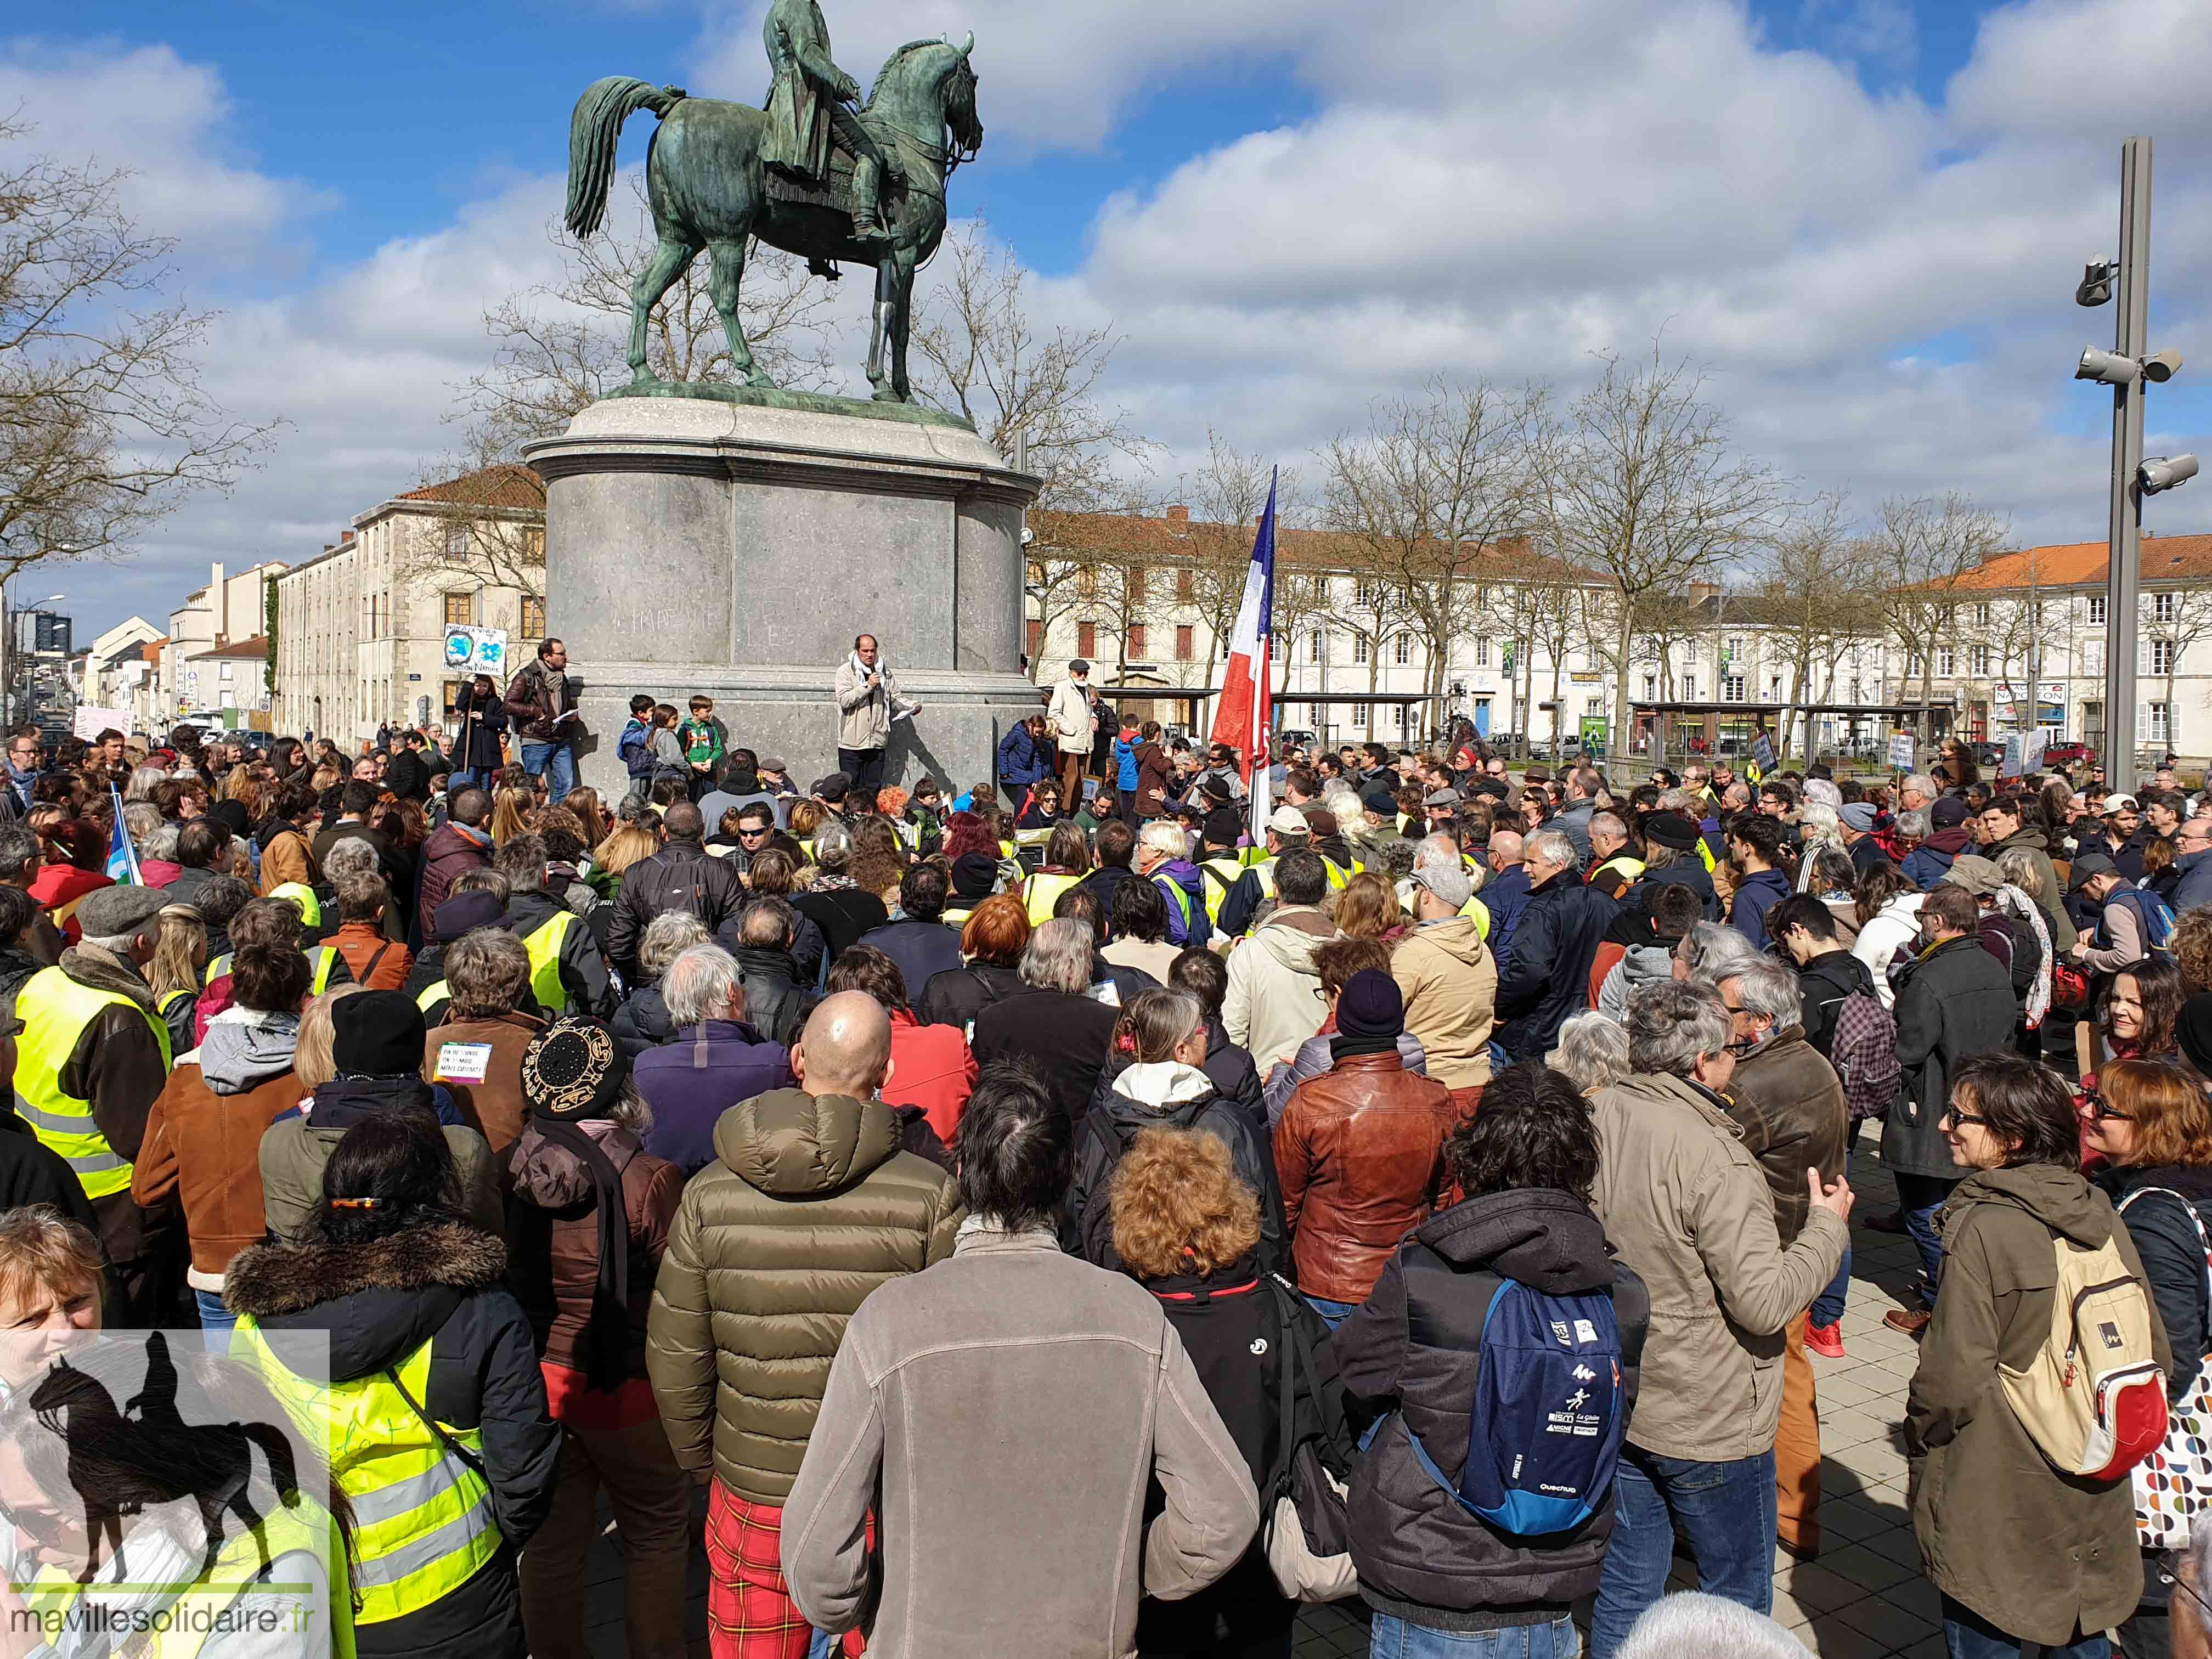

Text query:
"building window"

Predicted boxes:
[[443, 680, 462, 718], [1076, 621, 1097, 661], [2151, 702, 2172, 743], [2090, 595, 2108, 625], [1076, 566, 1096, 598], [1472, 637, 1488, 667], [521, 596, 546, 638], [1938, 646, 1956, 678], [1025, 618, 1042, 659], [2157, 591, 2178, 623], [1974, 602, 1992, 625], [1125, 623, 1147, 659], [1393, 634, 1413, 665], [1176, 567, 1194, 600], [445, 526, 469, 559], [1125, 565, 1146, 604], [1724, 635, 1741, 662], [1643, 673, 1658, 700], [1681, 676, 1697, 701], [2084, 639, 2104, 675], [1971, 646, 1990, 675], [1176, 625, 1194, 662], [2153, 639, 2179, 675], [443, 591, 473, 627], [1309, 631, 1323, 664], [1353, 636, 1369, 665], [1350, 701, 1368, 729], [1724, 675, 1745, 703]]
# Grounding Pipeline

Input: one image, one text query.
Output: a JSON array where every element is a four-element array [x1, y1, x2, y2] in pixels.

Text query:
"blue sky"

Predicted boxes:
[[8, 0, 2212, 640]]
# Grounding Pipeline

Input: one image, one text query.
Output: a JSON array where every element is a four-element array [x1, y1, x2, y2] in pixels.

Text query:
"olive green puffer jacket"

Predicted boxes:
[[645, 1087, 963, 1502]]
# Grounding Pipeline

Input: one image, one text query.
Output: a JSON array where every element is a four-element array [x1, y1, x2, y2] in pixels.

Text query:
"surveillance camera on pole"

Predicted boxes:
[[2142, 348, 2184, 383], [2078, 347, 2141, 385], [2078, 259, 2116, 308], [2141, 455, 2199, 495]]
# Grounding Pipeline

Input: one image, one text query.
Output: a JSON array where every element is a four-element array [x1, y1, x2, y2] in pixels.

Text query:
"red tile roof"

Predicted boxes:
[[191, 636, 269, 660], [399, 464, 546, 512], [1952, 533, 2212, 590]]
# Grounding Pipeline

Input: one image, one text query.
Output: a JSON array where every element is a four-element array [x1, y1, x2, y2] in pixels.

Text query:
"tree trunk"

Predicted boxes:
[[1611, 608, 1634, 781]]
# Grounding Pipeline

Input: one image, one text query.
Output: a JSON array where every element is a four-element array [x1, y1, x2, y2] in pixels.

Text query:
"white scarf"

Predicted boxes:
[[849, 652, 881, 693], [1995, 883, 2054, 1028]]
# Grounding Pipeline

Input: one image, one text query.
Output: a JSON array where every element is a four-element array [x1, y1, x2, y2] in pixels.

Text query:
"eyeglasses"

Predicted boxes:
[[737, 826, 772, 838], [2079, 1092, 2132, 1124], [1946, 1109, 1991, 1128]]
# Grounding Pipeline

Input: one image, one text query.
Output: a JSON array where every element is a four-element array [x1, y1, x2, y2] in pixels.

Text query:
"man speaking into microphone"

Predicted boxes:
[[832, 633, 920, 798]]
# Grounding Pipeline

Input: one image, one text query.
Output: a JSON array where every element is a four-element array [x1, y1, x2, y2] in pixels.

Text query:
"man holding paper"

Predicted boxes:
[[832, 633, 919, 799], [505, 636, 583, 802]]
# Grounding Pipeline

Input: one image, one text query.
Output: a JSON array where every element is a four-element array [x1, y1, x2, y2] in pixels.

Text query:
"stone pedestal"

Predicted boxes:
[[523, 393, 1041, 801]]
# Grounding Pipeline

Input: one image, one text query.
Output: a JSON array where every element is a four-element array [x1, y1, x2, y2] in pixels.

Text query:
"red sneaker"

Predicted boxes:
[[1804, 1320, 1846, 1359]]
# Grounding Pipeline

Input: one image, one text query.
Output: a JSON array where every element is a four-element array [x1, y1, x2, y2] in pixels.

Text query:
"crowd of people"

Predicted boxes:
[[8, 654, 2212, 1659]]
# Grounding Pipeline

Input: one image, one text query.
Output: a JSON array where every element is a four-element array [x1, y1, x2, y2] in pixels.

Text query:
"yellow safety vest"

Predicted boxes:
[[1023, 871, 1083, 927], [1592, 855, 1646, 891], [521, 911, 577, 1014], [941, 906, 974, 932], [269, 882, 323, 929], [234, 1320, 498, 1629], [1319, 856, 1351, 891], [1154, 872, 1195, 942], [798, 839, 815, 864], [205, 944, 341, 994], [12, 967, 173, 1199], [998, 839, 1019, 862], [146, 1496, 357, 1659], [1199, 857, 1247, 926]]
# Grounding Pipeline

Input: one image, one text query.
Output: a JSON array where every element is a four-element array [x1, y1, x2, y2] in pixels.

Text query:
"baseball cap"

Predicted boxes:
[[1267, 805, 1309, 836], [1931, 798, 1970, 828], [2103, 793, 2141, 814], [2068, 849, 2119, 890]]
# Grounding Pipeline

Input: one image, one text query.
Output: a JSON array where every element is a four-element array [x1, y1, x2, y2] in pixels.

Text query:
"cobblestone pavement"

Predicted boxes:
[[574, 1136, 1937, 1658]]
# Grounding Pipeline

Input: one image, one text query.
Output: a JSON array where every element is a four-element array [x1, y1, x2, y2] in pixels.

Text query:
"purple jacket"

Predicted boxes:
[[1152, 860, 1209, 946], [635, 1019, 795, 1177]]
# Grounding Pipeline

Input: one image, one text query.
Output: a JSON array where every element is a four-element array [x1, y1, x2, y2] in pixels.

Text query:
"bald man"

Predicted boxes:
[[1483, 830, 1535, 972], [646, 988, 961, 1640]]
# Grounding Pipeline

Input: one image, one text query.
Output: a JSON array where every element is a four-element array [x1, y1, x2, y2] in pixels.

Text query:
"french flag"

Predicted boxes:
[[1208, 471, 1276, 844]]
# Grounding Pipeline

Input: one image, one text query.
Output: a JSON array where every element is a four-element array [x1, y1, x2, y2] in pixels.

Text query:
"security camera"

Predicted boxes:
[[2141, 454, 2200, 494], [2076, 346, 2141, 386], [2076, 259, 2115, 308], [2142, 348, 2185, 384]]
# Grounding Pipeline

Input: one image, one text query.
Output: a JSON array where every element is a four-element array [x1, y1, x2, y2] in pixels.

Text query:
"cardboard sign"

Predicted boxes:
[[1887, 732, 1916, 771], [72, 706, 132, 741], [432, 1042, 494, 1085], [441, 626, 508, 676], [1752, 732, 1775, 775]]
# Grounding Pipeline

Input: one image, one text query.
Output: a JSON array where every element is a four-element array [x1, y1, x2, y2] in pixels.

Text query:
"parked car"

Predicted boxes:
[[2042, 741, 2095, 768], [1971, 741, 2007, 768]]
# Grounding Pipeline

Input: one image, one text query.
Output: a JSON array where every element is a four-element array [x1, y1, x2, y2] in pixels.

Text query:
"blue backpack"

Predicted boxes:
[[2107, 886, 2177, 955], [1400, 1251, 1627, 1537], [617, 719, 654, 780]]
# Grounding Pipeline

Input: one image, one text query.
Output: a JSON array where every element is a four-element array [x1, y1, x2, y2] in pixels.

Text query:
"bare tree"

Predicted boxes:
[[462, 177, 839, 462], [2143, 575, 2212, 748], [1535, 347, 1784, 765], [1322, 379, 1542, 708], [909, 224, 1154, 518], [1735, 495, 1882, 759], [1864, 493, 2011, 716], [0, 117, 277, 587]]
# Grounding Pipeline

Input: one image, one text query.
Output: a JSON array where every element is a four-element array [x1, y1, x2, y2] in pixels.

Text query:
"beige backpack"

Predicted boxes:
[[1999, 1226, 2167, 1481]]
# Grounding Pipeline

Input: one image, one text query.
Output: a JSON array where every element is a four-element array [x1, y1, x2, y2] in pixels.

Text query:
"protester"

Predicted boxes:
[[855, 861, 964, 995], [647, 990, 960, 1656], [612, 910, 707, 1059], [423, 928, 545, 1155], [1221, 848, 1333, 1071], [504, 1017, 689, 1659], [505, 636, 581, 801], [721, 896, 813, 1046], [1101, 874, 1181, 982], [780, 1062, 1260, 1652], [1550, 1008, 1631, 1093], [0, 1205, 103, 1387], [970, 916, 1120, 1124], [632, 943, 795, 1177], [1496, 828, 1617, 1062], [1069, 986, 1284, 1271], [825, 944, 975, 1147], [228, 1112, 563, 1659], [498, 835, 614, 1018], [1851, 860, 1927, 1009], [1587, 981, 1850, 1655], [1880, 884, 2018, 1336], [330, 870, 413, 989], [1108, 1126, 1346, 1658], [916, 893, 1030, 1031], [1906, 1053, 2167, 1659], [831, 634, 918, 798], [1274, 967, 1455, 1325], [1336, 1061, 1650, 1658]]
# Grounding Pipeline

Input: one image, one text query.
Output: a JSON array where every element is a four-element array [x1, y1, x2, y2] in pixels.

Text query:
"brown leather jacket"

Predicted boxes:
[[1722, 1024, 1849, 1245], [132, 1063, 307, 1276], [423, 1008, 546, 1158], [1273, 1047, 1457, 1303]]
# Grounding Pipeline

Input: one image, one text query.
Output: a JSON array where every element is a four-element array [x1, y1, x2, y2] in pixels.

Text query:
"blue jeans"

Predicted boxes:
[[1893, 1171, 1960, 1307], [1943, 1594, 2108, 1659], [1372, 1612, 1577, 1659], [521, 741, 577, 803], [451, 766, 495, 794], [195, 1288, 236, 1339], [1306, 1294, 1358, 1331], [1812, 1245, 1852, 1327], [806, 1629, 837, 1659], [1589, 1447, 1778, 1658]]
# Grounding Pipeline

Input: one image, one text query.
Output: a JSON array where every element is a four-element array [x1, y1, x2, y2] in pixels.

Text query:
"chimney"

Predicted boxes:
[[341, 529, 354, 542], [210, 562, 227, 641], [1166, 505, 1189, 524], [1690, 582, 1719, 603]]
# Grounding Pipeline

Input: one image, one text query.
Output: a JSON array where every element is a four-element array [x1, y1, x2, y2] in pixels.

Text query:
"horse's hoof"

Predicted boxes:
[[872, 388, 905, 404]]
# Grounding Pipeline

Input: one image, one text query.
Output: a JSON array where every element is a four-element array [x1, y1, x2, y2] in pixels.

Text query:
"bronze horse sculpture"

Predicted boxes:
[[563, 36, 983, 404]]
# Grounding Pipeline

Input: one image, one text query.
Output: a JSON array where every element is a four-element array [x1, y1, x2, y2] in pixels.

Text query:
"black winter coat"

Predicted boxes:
[[1884, 933, 2017, 1179], [1494, 873, 1619, 1061], [915, 960, 1025, 1031], [1332, 1189, 1650, 1627], [853, 918, 964, 1006], [224, 1223, 560, 1659], [1797, 948, 1876, 1063], [603, 840, 746, 974], [1201, 1019, 1267, 1131], [730, 946, 812, 1048], [611, 981, 678, 1059], [0, 1113, 98, 1236], [2096, 1161, 2212, 1396], [1133, 1261, 1346, 1654]]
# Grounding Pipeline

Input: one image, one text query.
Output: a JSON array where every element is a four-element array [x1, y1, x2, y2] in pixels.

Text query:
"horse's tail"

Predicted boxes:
[[566, 77, 687, 237], [241, 1419, 303, 1509]]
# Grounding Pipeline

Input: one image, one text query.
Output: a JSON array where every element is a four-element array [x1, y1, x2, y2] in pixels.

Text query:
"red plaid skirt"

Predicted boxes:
[[705, 1482, 864, 1659]]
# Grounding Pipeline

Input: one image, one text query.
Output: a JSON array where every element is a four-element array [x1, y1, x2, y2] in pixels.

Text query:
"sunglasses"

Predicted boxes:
[[2079, 1092, 2132, 1124], [1946, 1109, 1991, 1128], [737, 826, 772, 838]]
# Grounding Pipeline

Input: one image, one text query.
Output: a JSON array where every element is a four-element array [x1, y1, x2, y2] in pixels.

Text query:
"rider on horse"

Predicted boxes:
[[760, 0, 902, 243]]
